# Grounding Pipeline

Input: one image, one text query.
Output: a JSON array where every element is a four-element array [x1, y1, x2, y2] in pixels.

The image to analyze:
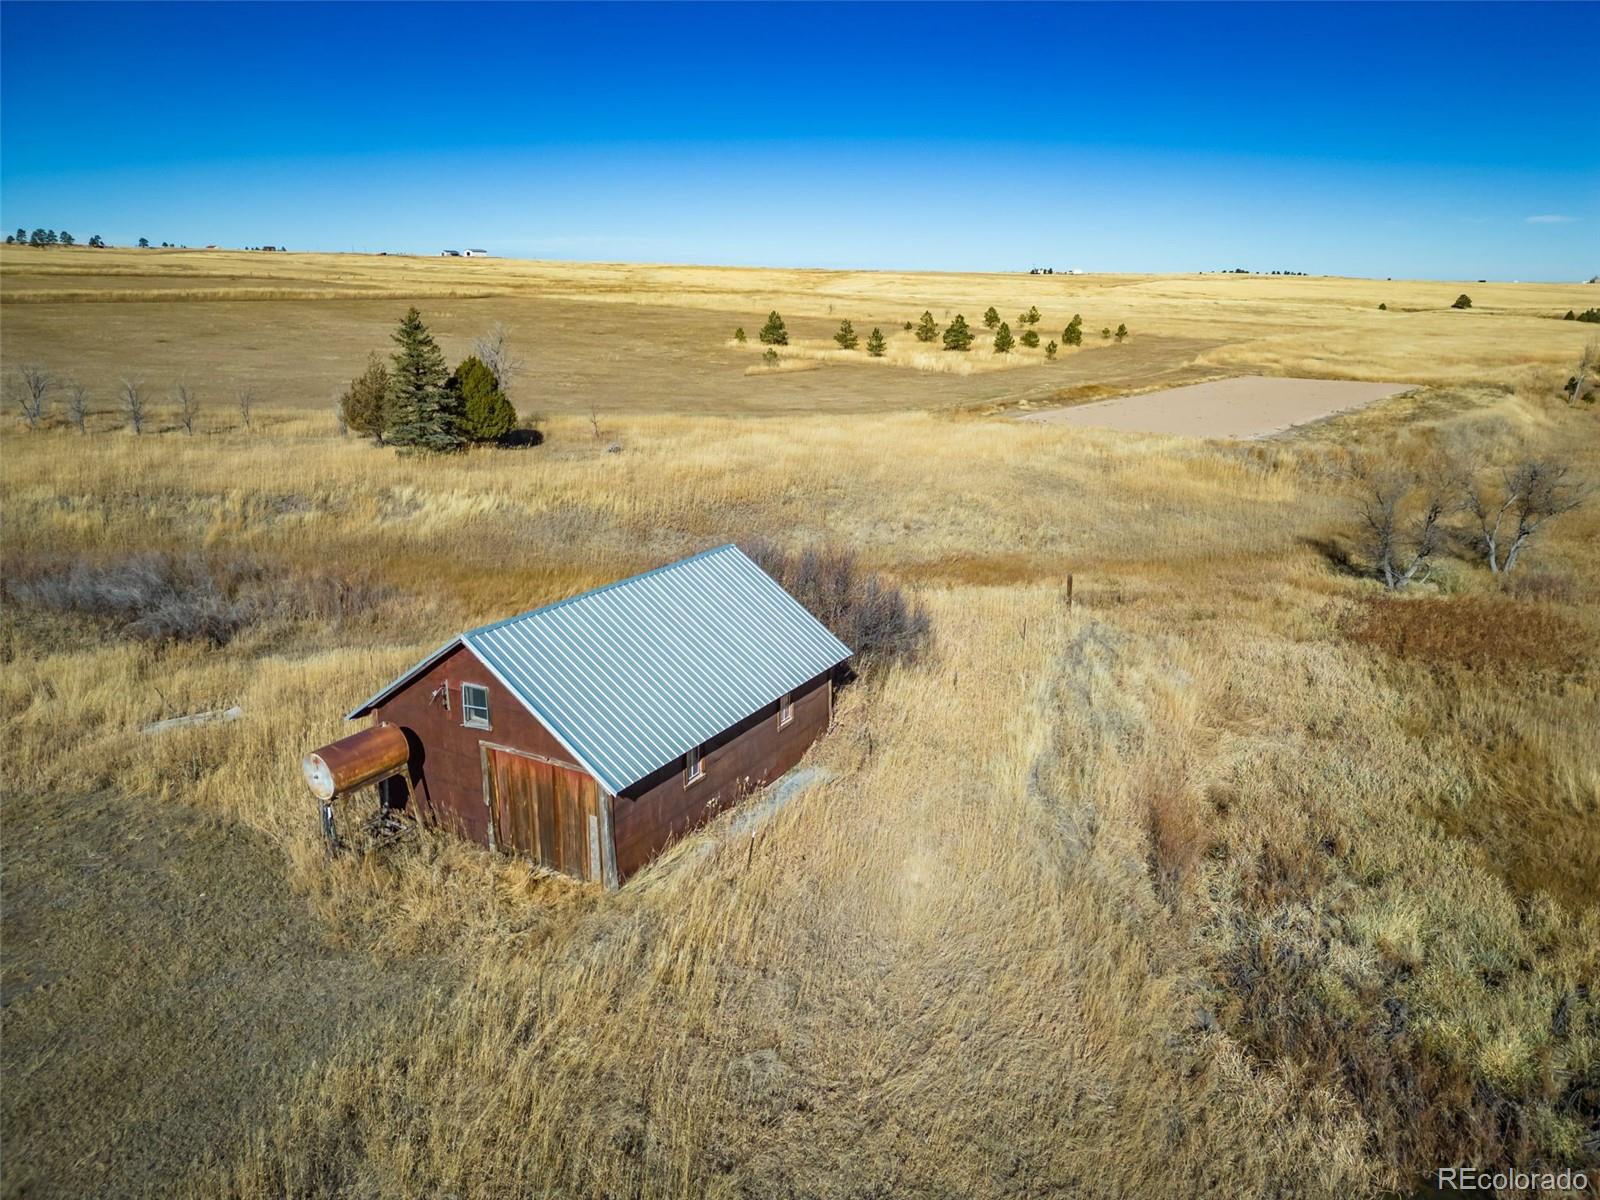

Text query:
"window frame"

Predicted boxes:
[[684, 744, 705, 786], [460, 682, 492, 730], [777, 690, 794, 729]]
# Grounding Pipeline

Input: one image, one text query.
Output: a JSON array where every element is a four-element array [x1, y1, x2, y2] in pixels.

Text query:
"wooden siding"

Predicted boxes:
[[484, 744, 600, 881], [612, 669, 833, 882], [370, 643, 576, 849]]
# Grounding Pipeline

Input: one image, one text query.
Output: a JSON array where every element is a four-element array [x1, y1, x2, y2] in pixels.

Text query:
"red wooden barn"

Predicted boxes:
[[330, 545, 851, 887]]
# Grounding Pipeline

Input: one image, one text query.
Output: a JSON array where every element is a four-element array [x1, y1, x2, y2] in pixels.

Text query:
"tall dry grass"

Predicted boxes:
[[3, 289, 1599, 1196]]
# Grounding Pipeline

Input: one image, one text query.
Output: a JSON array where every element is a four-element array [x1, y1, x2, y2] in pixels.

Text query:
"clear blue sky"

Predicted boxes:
[[2, 1, 1595, 280]]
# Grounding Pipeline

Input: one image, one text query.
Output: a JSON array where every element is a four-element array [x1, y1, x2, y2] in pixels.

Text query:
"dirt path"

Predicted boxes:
[[1018, 374, 1413, 439], [0, 790, 446, 1199]]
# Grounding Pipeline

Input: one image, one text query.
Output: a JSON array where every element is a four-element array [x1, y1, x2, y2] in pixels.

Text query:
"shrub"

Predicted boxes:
[[340, 353, 391, 444], [1101, 326, 1111, 340], [993, 322, 1014, 353], [1019, 328, 1040, 348], [1045, 340, 1057, 361], [759, 311, 788, 345], [1379, 302, 1388, 310], [1063, 314, 1083, 346], [833, 319, 859, 350], [762, 348, 779, 367], [1453, 293, 1472, 309], [865, 327, 886, 357], [451, 355, 517, 443], [902, 321, 913, 331], [941, 314, 973, 351], [982, 306, 1000, 329], [1, 553, 397, 646], [1022, 305, 1041, 325], [743, 541, 929, 669], [914, 311, 939, 343], [733, 326, 747, 343], [1115, 323, 1128, 343]]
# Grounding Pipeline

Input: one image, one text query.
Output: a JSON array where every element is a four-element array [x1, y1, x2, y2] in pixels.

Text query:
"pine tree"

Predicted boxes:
[[1020, 328, 1040, 348], [451, 355, 517, 442], [915, 311, 940, 343], [903, 321, 914, 331], [1452, 294, 1472, 309], [942, 314, 974, 350], [834, 319, 859, 350], [866, 327, 886, 357], [1063, 314, 1083, 346], [1045, 340, 1058, 361], [759, 311, 788, 345], [993, 322, 1015, 354], [1101, 327, 1111, 340], [1114, 323, 1128, 343], [138, 237, 149, 248], [386, 307, 464, 452], [12, 228, 22, 243], [983, 306, 1000, 329], [340, 353, 391, 444], [734, 326, 747, 342], [1023, 305, 1041, 325], [60, 231, 75, 246], [1380, 303, 1388, 311]]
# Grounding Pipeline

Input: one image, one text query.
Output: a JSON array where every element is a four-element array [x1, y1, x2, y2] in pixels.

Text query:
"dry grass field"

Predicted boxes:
[[2, 246, 1598, 1199]]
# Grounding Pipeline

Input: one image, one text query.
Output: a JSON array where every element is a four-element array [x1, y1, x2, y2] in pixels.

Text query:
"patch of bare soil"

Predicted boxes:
[[1018, 374, 1413, 438], [0, 790, 447, 1199]]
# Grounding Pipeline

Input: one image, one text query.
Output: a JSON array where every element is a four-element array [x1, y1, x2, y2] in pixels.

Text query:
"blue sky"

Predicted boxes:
[[2, 1, 1595, 279]]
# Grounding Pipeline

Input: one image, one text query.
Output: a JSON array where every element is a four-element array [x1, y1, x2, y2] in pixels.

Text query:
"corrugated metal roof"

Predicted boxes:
[[349, 545, 851, 794]]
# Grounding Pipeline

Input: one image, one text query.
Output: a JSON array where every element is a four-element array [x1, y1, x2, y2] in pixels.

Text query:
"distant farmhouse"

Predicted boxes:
[[464, 248, 490, 257], [440, 248, 491, 257], [441, 249, 462, 257]]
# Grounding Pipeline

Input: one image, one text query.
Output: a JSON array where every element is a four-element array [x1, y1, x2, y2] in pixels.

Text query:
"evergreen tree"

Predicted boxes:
[[386, 307, 464, 452], [993, 322, 1015, 354], [138, 237, 149, 248], [983, 306, 1000, 329], [1045, 340, 1058, 361], [1023, 305, 1041, 325], [903, 321, 914, 331], [29, 229, 46, 246], [942, 314, 974, 350], [834, 319, 859, 350], [734, 326, 747, 342], [866, 327, 886, 357], [1020, 328, 1040, 348], [12, 228, 23, 243], [1101, 326, 1112, 340], [1114, 323, 1128, 342], [759, 311, 788, 345], [1379, 303, 1388, 311], [1452, 294, 1472, 309], [59, 231, 75, 246], [1563, 310, 1574, 320], [1063, 314, 1083, 346], [3, 235, 12, 245], [915, 311, 940, 342], [340, 354, 391, 444], [451, 355, 517, 442]]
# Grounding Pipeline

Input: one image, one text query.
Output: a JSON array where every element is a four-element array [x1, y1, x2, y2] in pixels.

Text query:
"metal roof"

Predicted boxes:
[[348, 545, 851, 794]]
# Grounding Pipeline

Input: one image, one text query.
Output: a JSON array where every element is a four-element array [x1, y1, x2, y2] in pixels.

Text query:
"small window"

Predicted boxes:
[[685, 744, 704, 785], [778, 691, 794, 728], [461, 683, 490, 729]]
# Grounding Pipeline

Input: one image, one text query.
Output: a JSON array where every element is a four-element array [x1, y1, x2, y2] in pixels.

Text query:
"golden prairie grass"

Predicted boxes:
[[3, 252, 1600, 1198]]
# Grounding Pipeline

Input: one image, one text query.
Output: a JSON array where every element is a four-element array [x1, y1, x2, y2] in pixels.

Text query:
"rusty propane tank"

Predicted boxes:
[[302, 723, 410, 801]]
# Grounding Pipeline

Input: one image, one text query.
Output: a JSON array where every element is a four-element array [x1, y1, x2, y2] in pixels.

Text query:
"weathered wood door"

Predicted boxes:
[[482, 744, 598, 881]]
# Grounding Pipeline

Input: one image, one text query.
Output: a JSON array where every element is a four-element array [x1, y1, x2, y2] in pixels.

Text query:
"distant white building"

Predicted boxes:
[[441, 249, 462, 257], [464, 248, 490, 257]]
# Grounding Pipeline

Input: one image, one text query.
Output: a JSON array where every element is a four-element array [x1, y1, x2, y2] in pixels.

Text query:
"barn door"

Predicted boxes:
[[482, 744, 598, 881]]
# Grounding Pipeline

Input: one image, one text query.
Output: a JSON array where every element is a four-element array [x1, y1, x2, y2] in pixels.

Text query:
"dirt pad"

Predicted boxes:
[[1019, 375, 1412, 439]]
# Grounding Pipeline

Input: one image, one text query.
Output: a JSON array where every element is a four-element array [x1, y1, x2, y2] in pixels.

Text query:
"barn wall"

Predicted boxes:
[[612, 669, 834, 882], [370, 643, 578, 848]]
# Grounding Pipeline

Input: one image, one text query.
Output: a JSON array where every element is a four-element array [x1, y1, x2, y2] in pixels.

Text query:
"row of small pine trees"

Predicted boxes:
[[339, 308, 517, 451], [735, 308, 1128, 360]]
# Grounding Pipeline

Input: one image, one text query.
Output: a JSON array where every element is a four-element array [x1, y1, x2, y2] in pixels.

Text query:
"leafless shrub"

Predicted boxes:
[[2, 553, 399, 646], [237, 385, 256, 431], [1348, 457, 1451, 589], [65, 381, 90, 435], [1462, 459, 1587, 575], [10, 364, 53, 429], [589, 403, 601, 440], [473, 321, 522, 395], [119, 378, 146, 434], [174, 383, 200, 435], [744, 540, 930, 669]]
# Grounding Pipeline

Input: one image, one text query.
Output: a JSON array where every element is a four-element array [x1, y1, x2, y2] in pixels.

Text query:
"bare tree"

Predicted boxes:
[[1351, 460, 1449, 590], [120, 378, 147, 434], [1463, 459, 1587, 575], [236, 385, 256, 432], [1567, 338, 1597, 403], [473, 321, 523, 395], [174, 383, 200, 435], [66, 381, 90, 434], [589, 402, 601, 440], [11, 364, 53, 429]]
